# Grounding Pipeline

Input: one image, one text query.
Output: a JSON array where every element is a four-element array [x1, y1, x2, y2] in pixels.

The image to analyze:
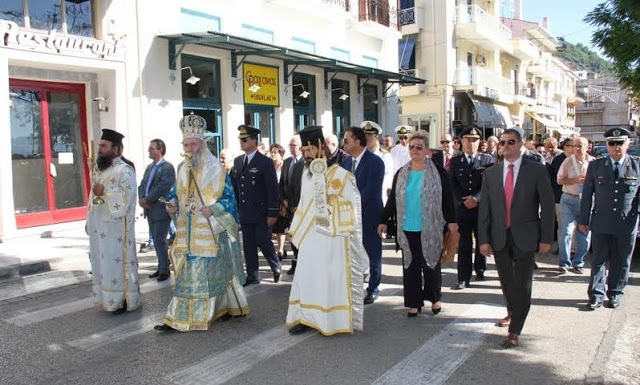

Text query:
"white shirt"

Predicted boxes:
[[502, 156, 523, 188], [244, 149, 258, 165], [351, 149, 366, 171]]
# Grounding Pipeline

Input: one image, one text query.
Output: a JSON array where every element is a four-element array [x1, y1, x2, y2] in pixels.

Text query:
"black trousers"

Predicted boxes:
[[403, 231, 442, 308], [457, 206, 487, 282], [242, 221, 281, 281], [494, 229, 535, 336]]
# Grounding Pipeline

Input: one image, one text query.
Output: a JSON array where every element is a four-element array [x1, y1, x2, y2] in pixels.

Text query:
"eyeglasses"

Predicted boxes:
[[399, 136, 408, 140], [408, 144, 425, 150], [607, 141, 624, 147], [440, 140, 450, 144], [499, 139, 519, 146]]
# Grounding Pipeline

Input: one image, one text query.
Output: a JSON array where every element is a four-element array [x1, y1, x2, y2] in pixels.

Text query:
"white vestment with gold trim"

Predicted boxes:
[[87, 157, 140, 312], [286, 162, 368, 336]]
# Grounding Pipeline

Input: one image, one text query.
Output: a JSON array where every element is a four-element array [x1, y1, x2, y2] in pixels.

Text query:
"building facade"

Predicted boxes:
[[397, 0, 579, 146], [0, 0, 422, 236]]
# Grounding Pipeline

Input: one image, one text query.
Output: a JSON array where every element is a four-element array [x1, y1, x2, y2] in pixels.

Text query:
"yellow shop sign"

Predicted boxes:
[[243, 63, 279, 106]]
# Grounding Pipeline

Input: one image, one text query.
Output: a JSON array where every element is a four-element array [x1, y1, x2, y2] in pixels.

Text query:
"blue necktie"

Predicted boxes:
[[288, 157, 297, 180], [144, 163, 158, 196]]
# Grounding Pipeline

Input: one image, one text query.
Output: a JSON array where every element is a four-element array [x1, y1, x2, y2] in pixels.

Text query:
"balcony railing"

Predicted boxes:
[[455, 5, 512, 40], [516, 83, 537, 99], [398, 7, 415, 26], [455, 66, 513, 98], [358, 0, 398, 29], [323, 0, 349, 10], [576, 101, 606, 111]]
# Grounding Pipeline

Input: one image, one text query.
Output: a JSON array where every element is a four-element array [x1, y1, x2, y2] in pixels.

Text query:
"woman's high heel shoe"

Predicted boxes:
[[431, 303, 442, 315], [407, 308, 421, 317]]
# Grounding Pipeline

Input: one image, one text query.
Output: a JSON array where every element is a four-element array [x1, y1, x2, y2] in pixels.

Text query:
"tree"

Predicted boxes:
[[585, 0, 640, 96]]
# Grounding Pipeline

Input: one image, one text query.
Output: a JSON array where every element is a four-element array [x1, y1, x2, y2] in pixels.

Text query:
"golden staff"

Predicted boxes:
[[83, 140, 104, 205]]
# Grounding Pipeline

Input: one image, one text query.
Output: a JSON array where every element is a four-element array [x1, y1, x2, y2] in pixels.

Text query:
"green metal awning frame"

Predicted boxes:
[[159, 31, 426, 92]]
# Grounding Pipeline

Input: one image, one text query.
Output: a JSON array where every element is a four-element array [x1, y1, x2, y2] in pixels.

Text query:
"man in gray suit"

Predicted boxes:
[[478, 127, 555, 348], [578, 127, 640, 310]]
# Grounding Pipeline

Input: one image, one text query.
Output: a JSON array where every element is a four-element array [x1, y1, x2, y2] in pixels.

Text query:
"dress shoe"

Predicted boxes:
[[453, 281, 468, 290], [243, 278, 260, 287], [273, 269, 281, 283], [157, 273, 170, 282], [277, 252, 284, 261], [154, 324, 176, 332], [407, 308, 421, 317], [364, 293, 378, 304], [218, 314, 233, 322], [607, 298, 620, 309], [431, 302, 442, 315], [138, 244, 147, 253], [286, 266, 296, 275], [496, 315, 511, 327], [476, 271, 485, 281], [501, 333, 519, 348], [289, 324, 311, 334], [586, 301, 602, 311], [149, 271, 160, 278]]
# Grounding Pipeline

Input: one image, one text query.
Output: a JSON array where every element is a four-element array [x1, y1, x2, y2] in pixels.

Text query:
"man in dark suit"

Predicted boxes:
[[450, 128, 493, 289], [233, 125, 282, 286], [431, 133, 461, 172], [280, 134, 303, 274], [578, 127, 640, 310], [341, 126, 384, 304], [138, 139, 176, 281], [478, 127, 554, 348]]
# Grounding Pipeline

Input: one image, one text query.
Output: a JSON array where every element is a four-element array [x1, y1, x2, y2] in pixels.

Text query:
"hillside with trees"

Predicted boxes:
[[554, 41, 614, 78]]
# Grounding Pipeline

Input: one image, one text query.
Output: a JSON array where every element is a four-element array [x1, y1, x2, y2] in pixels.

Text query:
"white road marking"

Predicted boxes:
[[67, 313, 165, 351], [373, 302, 505, 385], [3, 279, 173, 326], [0, 271, 92, 302], [166, 325, 317, 385]]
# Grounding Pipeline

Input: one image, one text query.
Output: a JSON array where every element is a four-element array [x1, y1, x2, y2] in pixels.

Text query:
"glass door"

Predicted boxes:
[[244, 105, 275, 147], [10, 80, 89, 228]]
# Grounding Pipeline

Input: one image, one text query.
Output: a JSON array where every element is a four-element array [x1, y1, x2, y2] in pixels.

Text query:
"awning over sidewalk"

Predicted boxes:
[[159, 31, 426, 88], [527, 112, 560, 129], [468, 95, 513, 128]]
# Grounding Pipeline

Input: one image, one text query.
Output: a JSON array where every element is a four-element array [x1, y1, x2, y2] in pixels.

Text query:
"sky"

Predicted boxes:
[[503, 0, 605, 49]]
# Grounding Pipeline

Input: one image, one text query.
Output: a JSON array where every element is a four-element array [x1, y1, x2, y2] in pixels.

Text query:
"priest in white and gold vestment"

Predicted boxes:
[[87, 129, 140, 314], [286, 126, 369, 336], [155, 114, 249, 332]]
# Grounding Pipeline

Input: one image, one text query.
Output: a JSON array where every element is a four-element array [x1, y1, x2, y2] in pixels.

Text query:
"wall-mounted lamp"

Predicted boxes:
[[93, 96, 109, 112], [233, 78, 261, 93], [372, 99, 379, 104], [169, 66, 200, 85], [326, 88, 349, 100], [284, 84, 310, 98]]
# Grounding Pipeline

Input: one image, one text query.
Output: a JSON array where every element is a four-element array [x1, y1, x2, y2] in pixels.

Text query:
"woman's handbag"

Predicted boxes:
[[440, 229, 460, 264]]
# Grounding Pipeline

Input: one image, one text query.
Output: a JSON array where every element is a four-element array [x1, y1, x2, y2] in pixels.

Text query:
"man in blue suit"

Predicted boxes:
[[342, 126, 384, 304], [579, 127, 640, 310], [450, 128, 493, 289], [233, 125, 282, 286], [138, 139, 176, 281]]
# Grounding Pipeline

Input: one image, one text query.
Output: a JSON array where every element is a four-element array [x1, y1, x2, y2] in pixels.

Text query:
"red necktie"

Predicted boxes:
[[505, 164, 514, 228], [445, 153, 451, 171]]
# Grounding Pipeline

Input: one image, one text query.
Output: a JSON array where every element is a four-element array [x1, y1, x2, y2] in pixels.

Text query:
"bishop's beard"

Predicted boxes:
[[97, 153, 114, 171]]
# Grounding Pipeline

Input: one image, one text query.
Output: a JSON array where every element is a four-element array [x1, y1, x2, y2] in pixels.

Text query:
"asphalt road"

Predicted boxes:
[[1, 242, 639, 385]]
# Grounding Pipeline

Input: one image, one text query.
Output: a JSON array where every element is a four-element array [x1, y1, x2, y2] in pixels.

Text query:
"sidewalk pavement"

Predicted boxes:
[[0, 218, 152, 280]]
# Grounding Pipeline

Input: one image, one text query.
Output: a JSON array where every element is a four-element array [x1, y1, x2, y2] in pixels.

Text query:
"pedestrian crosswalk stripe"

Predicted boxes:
[[372, 302, 504, 385], [166, 325, 316, 385], [67, 313, 165, 351]]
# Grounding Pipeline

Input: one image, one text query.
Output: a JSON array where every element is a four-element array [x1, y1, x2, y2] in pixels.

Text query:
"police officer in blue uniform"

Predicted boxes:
[[233, 125, 282, 286], [450, 127, 494, 289], [578, 127, 640, 310]]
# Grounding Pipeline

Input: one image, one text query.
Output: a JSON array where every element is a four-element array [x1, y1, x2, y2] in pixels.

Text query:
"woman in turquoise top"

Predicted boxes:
[[378, 130, 458, 317]]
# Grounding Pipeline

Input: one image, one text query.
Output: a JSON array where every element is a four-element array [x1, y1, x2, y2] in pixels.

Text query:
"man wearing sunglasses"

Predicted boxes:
[[478, 127, 555, 348], [390, 125, 412, 173], [431, 133, 461, 172], [233, 125, 282, 286], [578, 127, 640, 310], [450, 127, 494, 289]]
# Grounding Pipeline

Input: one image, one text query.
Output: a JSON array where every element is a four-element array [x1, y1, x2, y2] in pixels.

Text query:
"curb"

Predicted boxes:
[[0, 257, 63, 280]]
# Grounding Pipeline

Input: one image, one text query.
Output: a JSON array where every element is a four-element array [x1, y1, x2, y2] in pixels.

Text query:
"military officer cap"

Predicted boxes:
[[237, 124, 260, 139], [100, 128, 124, 144], [361, 120, 383, 135], [604, 127, 631, 142], [461, 127, 482, 139], [299, 126, 325, 148], [394, 125, 412, 137]]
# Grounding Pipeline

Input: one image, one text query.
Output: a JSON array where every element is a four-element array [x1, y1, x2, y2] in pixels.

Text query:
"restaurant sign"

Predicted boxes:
[[243, 63, 279, 107]]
